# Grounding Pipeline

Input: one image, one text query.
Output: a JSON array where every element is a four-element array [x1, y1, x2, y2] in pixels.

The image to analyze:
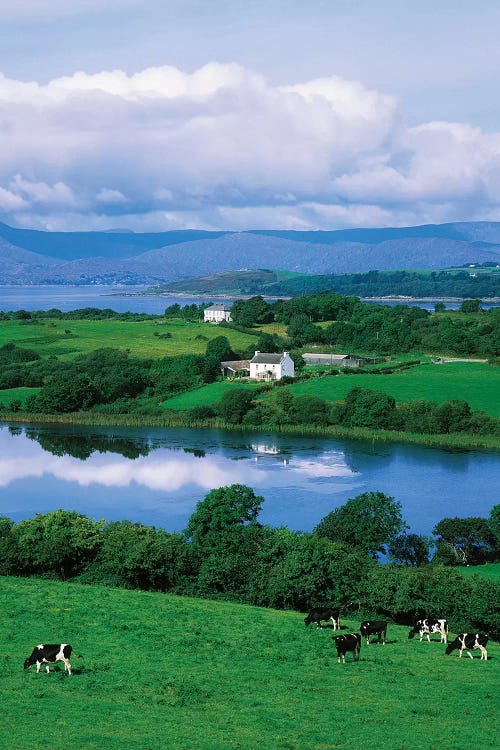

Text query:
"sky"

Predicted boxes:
[[1, 0, 500, 232]]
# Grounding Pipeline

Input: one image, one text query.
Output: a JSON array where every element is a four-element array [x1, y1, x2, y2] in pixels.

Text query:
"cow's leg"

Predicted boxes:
[[467, 650, 474, 659], [479, 647, 487, 660], [45, 664, 50, 673], [62, 658, 72, 674], [36, 662, 41, 673]]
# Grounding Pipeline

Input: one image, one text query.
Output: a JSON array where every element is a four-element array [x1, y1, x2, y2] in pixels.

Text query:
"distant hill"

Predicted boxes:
[[1, 220, 500, 285], [151, 266, 500, 299]]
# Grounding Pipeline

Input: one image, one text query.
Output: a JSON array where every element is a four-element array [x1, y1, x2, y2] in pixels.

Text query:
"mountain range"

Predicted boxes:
[[1, 220, 500, 285]]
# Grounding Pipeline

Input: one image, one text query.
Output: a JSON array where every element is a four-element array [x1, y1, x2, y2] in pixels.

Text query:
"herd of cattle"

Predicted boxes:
[[303, 608, 489, 664], [22, 611, 490, 674]]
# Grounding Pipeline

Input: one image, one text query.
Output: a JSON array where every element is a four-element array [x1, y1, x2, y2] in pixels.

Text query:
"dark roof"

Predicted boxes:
[[250, 352, 286, 364], [220, 360, 250, 371]]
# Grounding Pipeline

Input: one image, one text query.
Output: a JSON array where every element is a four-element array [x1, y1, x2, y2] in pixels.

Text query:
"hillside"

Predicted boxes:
[[150, 266, 500, 298], [1, 220, 500, 285], [1, 576, 498, 750]]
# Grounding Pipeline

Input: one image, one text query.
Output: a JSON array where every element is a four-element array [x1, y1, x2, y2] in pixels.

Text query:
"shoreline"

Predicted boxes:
[[2, 412, 499, 452]]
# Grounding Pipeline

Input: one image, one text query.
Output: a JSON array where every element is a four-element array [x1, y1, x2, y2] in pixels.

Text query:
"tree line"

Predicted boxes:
[[1, 487, 498, 635], [260, 268, 500, 299]]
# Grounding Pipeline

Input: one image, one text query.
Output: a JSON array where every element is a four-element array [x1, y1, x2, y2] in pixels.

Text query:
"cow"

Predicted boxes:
[[24, 644, 73, 674], [360, 620, 387, 645], [334, 633, 361, 664], [408, 618, 448, 644], [304, 608, 340, 630], [445, 633, 488, 660]]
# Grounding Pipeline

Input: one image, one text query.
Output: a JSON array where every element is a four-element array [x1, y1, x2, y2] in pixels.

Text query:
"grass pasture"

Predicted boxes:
[[1, 576, 497, 750], [162, 380, 262, 410], [0, 318, 257, 361], [293, 361, 500, 417], [458, 563, 500, 582], [0, 387, 39, 407]]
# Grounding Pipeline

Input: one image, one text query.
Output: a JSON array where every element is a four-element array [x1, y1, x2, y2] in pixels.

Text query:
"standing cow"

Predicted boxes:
[[24, 644, 73, 674], [304, 608, 340, 630], [334, 634, 361, 664], [408, 618, 448, 644], [445, 634, 488, 660], [360, 620, 387, 645]]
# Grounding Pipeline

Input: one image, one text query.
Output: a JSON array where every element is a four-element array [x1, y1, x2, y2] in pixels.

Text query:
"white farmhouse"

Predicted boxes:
[[249, 351, 295, 381], [204, 304, 232, 323]]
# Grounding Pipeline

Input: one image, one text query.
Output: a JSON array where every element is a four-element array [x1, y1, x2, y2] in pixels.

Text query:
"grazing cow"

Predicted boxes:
[[408, 618, 448, 644], [24, 644, 73, 674], [334, 633, 361, 664], [360, 620, 387, 645], [445, 633, 488, 660], [304, 608, 340, 630]]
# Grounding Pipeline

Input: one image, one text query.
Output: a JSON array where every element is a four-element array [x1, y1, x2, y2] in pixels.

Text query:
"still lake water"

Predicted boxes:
[[0, 423, 497, 537], [0, 284, 498, 313], [0, 285, 498, 536]]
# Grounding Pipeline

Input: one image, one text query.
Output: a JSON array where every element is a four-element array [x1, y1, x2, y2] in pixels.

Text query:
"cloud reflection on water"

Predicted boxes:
[[0, 427, 357, 493]]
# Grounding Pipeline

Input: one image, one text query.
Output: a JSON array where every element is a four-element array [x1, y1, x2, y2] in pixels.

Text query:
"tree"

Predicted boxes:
[[289, 394, 330, 425], [14, 510, 104, 579], [314, 491, 407, 558], [185, 484, 263, 549], [342, 387, 397, 430], [489, 504, 500, 555], [98, 521, 186, 591], [388, 533, 430, 566], [432, 516, 496, 565], [459, 299, 482, 313], [216, 388, 255, 423], [203, 336, 235, 382]]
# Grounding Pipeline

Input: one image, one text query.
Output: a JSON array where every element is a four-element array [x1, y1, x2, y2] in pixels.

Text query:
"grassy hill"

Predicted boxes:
[[0, 318, 257, 362], [162, 361, 500, 418], [1, 576, 497, 750]]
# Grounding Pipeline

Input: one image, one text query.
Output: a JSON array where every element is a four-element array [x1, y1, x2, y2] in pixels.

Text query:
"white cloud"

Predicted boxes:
[[1, 62, 500, 230]]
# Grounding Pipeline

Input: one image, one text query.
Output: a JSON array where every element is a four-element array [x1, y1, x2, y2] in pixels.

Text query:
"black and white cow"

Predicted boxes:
[[304, 608, 340, 630], [408, 618, 448, 644], [24, 644, 73, 674], [360, 620, 387, 645], [445, 633, 488, 660], [334, 633, 361, 664]]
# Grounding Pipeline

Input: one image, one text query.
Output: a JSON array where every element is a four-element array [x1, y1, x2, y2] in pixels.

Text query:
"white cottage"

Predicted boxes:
[[204, 304, 232, 323], [249, 351, 295, 381]]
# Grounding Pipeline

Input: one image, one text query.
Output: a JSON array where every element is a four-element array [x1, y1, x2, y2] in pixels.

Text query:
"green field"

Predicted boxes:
[[162, 380, 261, 410], [458, 563, 500, 582], [0, 318, 257, 361], [0, 387, 39, 406], [1, 576, 497, 750], [291, 362, 500, 417], [161, 361, 500, 417]]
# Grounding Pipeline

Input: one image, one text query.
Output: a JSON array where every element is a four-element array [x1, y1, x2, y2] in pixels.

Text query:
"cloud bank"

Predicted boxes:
[[1, 62, 500, 231]]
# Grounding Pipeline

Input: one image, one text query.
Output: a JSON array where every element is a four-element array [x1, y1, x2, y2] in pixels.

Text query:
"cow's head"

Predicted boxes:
[[444, 642, 456, 655], [408, 628, 416, 639]]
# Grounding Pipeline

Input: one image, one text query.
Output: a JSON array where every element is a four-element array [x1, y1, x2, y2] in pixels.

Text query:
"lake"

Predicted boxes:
[[0, 422, 497, 537], [0, 285, 498, 313]]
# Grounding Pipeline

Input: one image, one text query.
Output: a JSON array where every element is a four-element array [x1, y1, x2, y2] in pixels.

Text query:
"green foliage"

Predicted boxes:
[[230, 295, 273, 326], [185, 484, 263, 549], [315, 491, 407, 557], [433, 516, 497, 565], [388, 533, 431, 566], [14, 510, 104, 579], [203, 335, 234, 382], [216, 387, 256, 423], [459, 298, 482, 313], [92, 521, 187, 591]]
